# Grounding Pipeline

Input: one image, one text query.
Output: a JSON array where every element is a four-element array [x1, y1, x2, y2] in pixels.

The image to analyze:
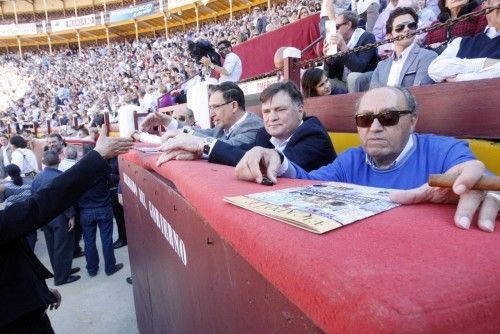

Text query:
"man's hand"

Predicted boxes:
[[390, 160, 499, 232], [94, 125, 134, 159], [140, 112, 172, 132], [68, 217, 75, 232], [235, 147, 282, 184], [200, 56, 212, 67], [161, 129, 182, 142], [49, 288, 61, 310], [159, 134, 204, 155], [157, 150, 200, 166], [327, 33, 347, 51]]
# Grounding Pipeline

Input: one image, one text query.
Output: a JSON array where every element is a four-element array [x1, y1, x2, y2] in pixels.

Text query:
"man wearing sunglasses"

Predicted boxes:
[[138, 82, 262, 153], [323, 11, 379, 92], [200, 40, 242, 83], [235, 86, 497, 232], [370, 7, 437, 88]]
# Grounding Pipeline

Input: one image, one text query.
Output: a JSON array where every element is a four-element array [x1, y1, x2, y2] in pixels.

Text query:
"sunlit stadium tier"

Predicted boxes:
[[0, 0, 268, 49]]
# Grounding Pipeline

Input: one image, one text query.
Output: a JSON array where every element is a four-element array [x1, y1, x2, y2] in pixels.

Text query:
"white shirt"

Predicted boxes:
[[58, 158, 77, 172], [342, 28, 366, 81], [387, 43, 415, 87], [11, 148, 39, 175], [219, 52, 242, 83], [428, 26, 500, 82]]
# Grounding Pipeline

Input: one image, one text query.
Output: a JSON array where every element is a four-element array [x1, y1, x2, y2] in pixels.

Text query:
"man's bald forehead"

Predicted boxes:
[[357, 87, 411, 112]]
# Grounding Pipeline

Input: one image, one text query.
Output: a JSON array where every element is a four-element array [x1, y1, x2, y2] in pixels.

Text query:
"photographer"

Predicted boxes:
[[200, 40, 242, 83]]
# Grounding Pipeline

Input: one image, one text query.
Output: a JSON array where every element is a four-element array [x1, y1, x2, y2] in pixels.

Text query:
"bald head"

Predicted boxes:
[[274, 47, 287, 69]]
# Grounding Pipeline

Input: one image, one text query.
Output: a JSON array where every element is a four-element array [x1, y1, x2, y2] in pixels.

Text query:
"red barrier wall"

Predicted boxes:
[[233, 14, 321, 80], [121, 150, 500, 333]]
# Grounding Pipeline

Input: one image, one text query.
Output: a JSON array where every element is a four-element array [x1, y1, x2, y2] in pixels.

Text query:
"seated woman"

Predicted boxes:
[[423, 0, 486, 52], [301, 68, 347, 98]]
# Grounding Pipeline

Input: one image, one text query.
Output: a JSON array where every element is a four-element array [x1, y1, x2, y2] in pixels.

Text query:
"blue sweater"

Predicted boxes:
[[292, 134, 476, 190]]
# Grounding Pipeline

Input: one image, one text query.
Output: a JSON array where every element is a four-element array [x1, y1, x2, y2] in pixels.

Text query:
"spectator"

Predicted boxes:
[[77, 144, 123, 277], [173, 107, 199, 128], [156, 81, 337, 171], [0, 164, 36, 250], [352, 0, 381, 32], [301, 68, 347, 97], [323, 11, 380, 92], [0, 134, 13, 178], [424, 0, 487, 52], [252, 7, 268, 35], [428, 0, 500, 82], [10, 135, 38, 179], [58, 145, 79, 172], [201, 40, 243, 83], [137, 82, 263, 148], [370, 7, 437, 88], [234, 86, 497, 232], [32, 150, 80, 286]]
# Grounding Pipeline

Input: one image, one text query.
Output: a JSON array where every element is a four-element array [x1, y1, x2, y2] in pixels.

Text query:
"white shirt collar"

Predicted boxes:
[[224, 112, 248, 136], [365, 133, 415, 169], [393, 42, 415, 62], [269, 120, 303, 152], [347, 28, 366, 49], [485, 26, 500, 39]]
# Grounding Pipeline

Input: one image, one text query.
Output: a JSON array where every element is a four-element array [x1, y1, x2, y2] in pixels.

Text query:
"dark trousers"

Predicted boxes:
[[111, 192, 127, 242], [0, 309, 54, 334], [43, 218, 75, 285], [80, 205, 116, 275], [73, 208, 83, 255]]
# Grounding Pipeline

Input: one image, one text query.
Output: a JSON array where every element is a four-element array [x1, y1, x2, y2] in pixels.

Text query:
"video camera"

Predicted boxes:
[[187, 40, 222, 67]]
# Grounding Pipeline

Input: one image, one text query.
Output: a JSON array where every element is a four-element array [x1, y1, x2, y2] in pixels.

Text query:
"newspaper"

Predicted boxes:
[[224, 182, 399, 234]]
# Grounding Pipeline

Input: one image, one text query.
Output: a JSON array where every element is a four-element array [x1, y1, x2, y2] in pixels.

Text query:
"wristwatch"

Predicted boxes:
[[203, 137, 215, 155]]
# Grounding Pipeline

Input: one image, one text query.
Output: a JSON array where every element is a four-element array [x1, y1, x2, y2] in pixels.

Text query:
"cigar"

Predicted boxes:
[[428, 174, 500, 191]]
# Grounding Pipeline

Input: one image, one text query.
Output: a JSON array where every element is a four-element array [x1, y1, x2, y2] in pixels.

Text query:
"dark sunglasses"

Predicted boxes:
[[336, 22, 348, 30], [355, 110, 413, 127], [393, 22, 417, 33], [174, 115, 186, 122]]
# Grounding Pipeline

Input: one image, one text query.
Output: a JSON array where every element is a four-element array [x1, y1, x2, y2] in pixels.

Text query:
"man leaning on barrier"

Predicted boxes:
[[235, 86, 499, 232], [155, 81, 337, 171]]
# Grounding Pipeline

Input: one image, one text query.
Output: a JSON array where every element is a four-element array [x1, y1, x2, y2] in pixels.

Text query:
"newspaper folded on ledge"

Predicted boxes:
[[224, 182, 399, 234]]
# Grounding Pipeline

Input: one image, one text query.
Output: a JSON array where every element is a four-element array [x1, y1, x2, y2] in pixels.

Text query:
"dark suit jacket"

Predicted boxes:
[[208, 116, 337, 171], [32, 167, 75, 226], [324, 31, 379, 80], [0, 150, 109, 328]]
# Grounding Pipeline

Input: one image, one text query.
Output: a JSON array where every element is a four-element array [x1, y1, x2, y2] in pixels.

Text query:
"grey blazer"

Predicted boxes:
[[193, 111, 264, 147], [370, 44, 438, 88]]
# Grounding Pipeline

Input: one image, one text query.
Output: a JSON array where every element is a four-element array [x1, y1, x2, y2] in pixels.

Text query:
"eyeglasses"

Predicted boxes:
[[217, 46, 228, 53], [336, 22, 348, 30], [355, 110, 413, 127], [174, 115, 186, 122], [208, 100, 232, 112], [393, 22, 417, 33]]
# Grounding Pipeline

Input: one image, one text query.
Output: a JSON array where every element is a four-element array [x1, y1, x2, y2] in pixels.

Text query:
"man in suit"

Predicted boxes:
[[32, 150, 80, 286], [0, 127, 133, 333], [370, 7, 437, 88], [156, 81, 337, 173], [137, 81, 263, 148], [323, 11, 379, 92]]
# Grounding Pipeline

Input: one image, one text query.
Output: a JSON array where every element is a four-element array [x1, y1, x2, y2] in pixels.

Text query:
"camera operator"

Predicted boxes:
[[200, 40, 242, 83]]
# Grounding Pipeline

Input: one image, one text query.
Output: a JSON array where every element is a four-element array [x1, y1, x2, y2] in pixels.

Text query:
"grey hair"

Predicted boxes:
[[64, 145, 78, 160]]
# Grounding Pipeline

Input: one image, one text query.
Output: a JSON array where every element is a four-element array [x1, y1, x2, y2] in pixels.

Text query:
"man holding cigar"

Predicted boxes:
[[235, 86, 499, 232]]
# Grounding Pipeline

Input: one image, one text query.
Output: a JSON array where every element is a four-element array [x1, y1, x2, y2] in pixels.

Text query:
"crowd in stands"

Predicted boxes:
[[0, 0, 499, 331]]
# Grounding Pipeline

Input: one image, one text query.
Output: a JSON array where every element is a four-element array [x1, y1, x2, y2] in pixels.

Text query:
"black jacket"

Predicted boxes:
[[324, 31, 379, 81], [208, 116, 337, 171], [0, 150, 109, 328]]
